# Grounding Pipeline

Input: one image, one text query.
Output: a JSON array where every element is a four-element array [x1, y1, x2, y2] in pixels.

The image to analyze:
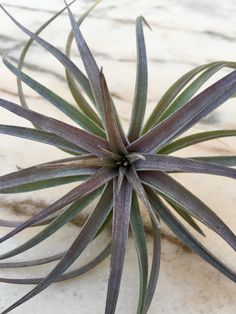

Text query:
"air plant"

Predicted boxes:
[[0, 0, 235, 313]]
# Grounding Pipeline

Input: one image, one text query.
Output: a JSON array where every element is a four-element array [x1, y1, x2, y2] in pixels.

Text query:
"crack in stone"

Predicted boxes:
[[0, 198, 189, 251]]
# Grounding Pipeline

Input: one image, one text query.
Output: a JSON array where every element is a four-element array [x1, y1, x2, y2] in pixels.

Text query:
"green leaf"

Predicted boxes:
[[0, 176, 88, 194], [142, 61, 234, 132], [3, 56, 105, 138], [128, 16, 148, 142], [159, 61, 236, 122], [192, 156, 236, 167], [16, 0, 78, 110], [159, 130, 236, 154], [129, 70, 236, 153], [0, 5, 95, 103]]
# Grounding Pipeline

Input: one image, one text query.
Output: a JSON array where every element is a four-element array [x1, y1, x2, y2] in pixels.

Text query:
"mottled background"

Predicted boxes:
[[0, 1, 235, 313]]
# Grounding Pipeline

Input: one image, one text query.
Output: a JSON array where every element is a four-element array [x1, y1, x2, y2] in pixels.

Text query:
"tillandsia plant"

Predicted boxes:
[[0, 0, 235, 313]]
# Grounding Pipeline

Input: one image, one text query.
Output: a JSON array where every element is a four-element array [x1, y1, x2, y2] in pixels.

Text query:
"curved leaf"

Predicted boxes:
[[128, 16, 148, 142]]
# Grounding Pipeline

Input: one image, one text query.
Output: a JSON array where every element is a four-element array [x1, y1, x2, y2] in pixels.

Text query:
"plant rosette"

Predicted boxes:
[[0, 1, 235, 314]]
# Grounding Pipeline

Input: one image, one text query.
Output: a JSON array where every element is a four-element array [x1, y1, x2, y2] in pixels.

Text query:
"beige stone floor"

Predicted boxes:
[[0, 0, 235, 313]]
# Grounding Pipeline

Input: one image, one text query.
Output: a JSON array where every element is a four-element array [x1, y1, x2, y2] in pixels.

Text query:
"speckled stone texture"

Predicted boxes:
[[0, 1, 235, 313]]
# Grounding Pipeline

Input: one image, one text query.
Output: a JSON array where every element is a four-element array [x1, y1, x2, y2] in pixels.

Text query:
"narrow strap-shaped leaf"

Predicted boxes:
[[128, 16, 148, 142], [0, 252, 64, 269], [1, 183, 113, 314], [0, 4, 94, 102], [0, 243, 111, 284], [147, 188, 236, 282], [0, 124, 85, 155], [159, 130, 236, 154], [66, 71, 102, 126], [65, 0, 103, 126], [144, 220, 161, 313], [126, 166, 160, 229], [130, 192, 148, 314], [159, 61, 236, 122], [3, 56, 105, 138], [164, 198, 205, 236], [135, 154, 236, 179], [0, 188, 103, 260], [100, 71, 127, 154], [142, 61, 225, 132], [16, 0, 78, 110], [0, 175, 87, 194], [140, 171, 236, 251], [0, 158, 97, 191], [105, 178, 132, 314], [0, 168, 117, 244], [0, 98, 110, 157], [129, 70, 236, 153], [64, 2, 129, 146], [0, 215, 58, 228], [192, 156, 236, 167]]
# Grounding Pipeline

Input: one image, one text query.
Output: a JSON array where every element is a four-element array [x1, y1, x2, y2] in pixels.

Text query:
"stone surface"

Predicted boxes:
[[0, 0, 235, 313]]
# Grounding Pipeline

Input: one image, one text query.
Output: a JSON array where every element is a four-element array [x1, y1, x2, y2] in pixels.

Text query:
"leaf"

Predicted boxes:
[[0, 98, 110, 157], [99, 70, 127, 154], [140, 171, 236, 251], [144, 220, 161, 313], [192, 156, 236, 167], [164, 199, 205, 236], [0, 252, 64, 269], [126, 166, 161, 229], [0, 168, 117, 244], [147, 188, 236, 282], [159, 61, 236, 122], [16, 0, 79, 109], [0, 243, 111, 284], [66, 71, 102, 126], [0, 4, 94, 102], [64, 2, 129, 146], [0, 176, 87, 194], [0, 124, 85, 155], [129, 69, 236, 153], [130, 192, 148, 313], [3, 56, 105, 138], [1, 183, 113, 314], [65, 0, 103, 126], [0, 188, 102, 260], [128, 16, 148, 142], [0, 156, 97, 191], [142, 61, 235, 132], [135, 154, 236, 179], [159, 130, 236, 154], [105, 178, 132, 314]]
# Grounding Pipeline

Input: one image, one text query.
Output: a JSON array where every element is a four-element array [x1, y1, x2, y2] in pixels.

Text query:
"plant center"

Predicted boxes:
[[116, 156, 130, 167]]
